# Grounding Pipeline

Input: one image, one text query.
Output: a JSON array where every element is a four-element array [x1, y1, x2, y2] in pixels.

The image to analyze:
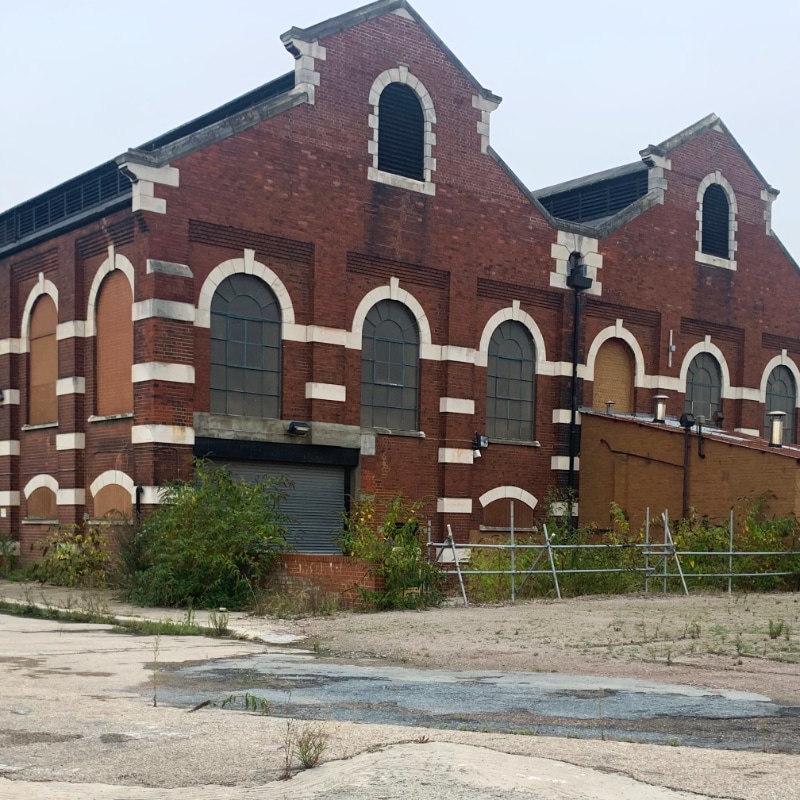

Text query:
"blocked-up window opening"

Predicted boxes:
[[93, 484, 132, 519], [210, 274, 281, 418], [96, 271, 133, 416], [685, 353, 722, 422], [701, 184, 730, 258], [487, 321, 535, 441], [29, 295, 58, 424], [361, 300, 419, 431], [765, 366, 796, 443], [378, 83, 425, 181], [593, 339, 635, 413], [482, 498, 535, 531], [27, 486, 57, 520]]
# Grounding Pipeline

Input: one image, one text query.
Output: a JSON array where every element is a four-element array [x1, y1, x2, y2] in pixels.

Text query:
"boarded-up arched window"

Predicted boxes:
[[27, 486, 57, 520], [482, 498, 535, 532], [593, 338, 635, 413], [96, 271, 133, 416], [29, 295, 58, 425], [93, 485, 132, 519]]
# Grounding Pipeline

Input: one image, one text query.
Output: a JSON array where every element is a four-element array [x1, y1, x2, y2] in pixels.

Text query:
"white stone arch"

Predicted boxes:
[[368, 66, 436, 188], [19, 273, 59, 354], [679, 338, 732, 397], [696, 170, 738, 266], [760, 352, 800, 407], [90, 470, 135, 500], [477, 303, 547, 370], [23, 474, 59, 498], [584, 321, 646, 387], [479, 486, 538, 511], [348, 278, 432, 349], [86, 250, 135, 337], [195, 250, 296, 334]]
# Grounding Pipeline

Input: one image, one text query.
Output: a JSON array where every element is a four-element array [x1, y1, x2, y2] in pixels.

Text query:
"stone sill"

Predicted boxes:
[[21, 422, 58, 432], [88, 412, 134, 423], [489, 438, 541, 448]]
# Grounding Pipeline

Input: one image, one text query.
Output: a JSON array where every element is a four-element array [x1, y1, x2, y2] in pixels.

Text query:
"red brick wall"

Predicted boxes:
[[278, 554, 383, 607]]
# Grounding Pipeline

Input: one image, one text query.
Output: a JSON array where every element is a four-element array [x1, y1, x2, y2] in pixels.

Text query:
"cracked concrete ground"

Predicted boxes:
[[1, 584, 799, 798]]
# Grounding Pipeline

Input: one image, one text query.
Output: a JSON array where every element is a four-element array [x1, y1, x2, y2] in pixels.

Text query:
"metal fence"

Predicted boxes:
[[426, 506, 800, 606]]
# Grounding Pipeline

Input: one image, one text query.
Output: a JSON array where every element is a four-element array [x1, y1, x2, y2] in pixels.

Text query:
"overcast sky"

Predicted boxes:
[[2, 1, 799, 259]]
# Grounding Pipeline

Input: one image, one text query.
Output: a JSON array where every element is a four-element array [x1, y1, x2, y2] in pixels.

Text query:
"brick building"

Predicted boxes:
[[2, 0, 799, 569]]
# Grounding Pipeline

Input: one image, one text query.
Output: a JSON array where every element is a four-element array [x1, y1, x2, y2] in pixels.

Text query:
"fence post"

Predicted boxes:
[[663, 509, 669, 595], [542, 524, 562, 600], [728, 508, 734, 595], [644, 507, 650, 593], [446, 524, 469, 607], [510, 501, 516, 603]]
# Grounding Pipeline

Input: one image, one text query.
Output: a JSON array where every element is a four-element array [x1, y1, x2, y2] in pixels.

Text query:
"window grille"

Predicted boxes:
[[701, 184, 730, 258], [377, 83, 425, 181], [539, 171, 648, 224]]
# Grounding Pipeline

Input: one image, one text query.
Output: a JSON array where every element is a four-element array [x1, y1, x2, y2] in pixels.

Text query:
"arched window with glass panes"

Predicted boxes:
[[210, 274, 281, 418], [685, 352, 722, 423], [765, 365, 796, 443], [360, 300, 419, 431], [486, 321, 536, 441]]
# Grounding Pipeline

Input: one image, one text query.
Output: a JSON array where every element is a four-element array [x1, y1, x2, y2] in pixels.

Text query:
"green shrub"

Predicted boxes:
[[0, 530, 19, 578], [34, 523, 110, 588], [340, 495, 443, 610], [127, 459, 290, 609]]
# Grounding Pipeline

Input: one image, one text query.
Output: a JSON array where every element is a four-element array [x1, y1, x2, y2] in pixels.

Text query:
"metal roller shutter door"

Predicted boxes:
[[217, 460, 345, 555]]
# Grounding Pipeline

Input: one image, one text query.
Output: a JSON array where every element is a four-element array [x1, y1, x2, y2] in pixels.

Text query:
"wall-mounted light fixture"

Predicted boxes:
[[287, 421, 310, 436], [768, 410, 786, 448], [472, 433, 489, 459], [653, 395, 668, 424]]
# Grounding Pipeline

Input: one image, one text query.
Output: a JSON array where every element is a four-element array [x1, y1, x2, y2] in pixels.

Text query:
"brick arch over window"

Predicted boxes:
[[360, 299, 419, 431], [368, 67, 436, 193], [90, 470, 133, 519], [477, 305, 548, 369], [95, 270, 133, 416], [196, 253, 295, 332], [592, 338, 635, 413], [210, 274, 282, 418], [479, 487, 538, 531], [696, 171, 738, 267], [349, 280, 433, 350], [28, 294, 58, 424]]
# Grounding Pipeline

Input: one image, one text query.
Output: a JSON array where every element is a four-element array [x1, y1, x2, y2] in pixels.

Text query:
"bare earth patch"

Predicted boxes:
[[293, 592, 800, 704]]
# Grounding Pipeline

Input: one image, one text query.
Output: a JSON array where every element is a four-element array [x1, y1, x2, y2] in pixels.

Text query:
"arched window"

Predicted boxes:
[[210, 274, 281, 418], [27, 487, 57, 520], [361, 300, 419, 431], [93, 485, 132, 519], [765, 366, 796, 443], [378, 83, 425, 181], [29, 295, 58, 425], [685, 353, 722, 422], [593, 338, 635, 413], [701, 184, 730, 259], [487, 321, 536, 441], [96, 271, 133, 416]]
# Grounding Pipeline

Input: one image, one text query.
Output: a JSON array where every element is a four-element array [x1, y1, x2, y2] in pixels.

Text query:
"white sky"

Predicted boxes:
[[2, 1, 799, 258]]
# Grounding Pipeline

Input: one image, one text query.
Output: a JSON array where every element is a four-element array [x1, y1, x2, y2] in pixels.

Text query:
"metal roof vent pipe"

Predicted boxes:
[[768, 411, 786, 448], [653, 395, 668, 423]]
